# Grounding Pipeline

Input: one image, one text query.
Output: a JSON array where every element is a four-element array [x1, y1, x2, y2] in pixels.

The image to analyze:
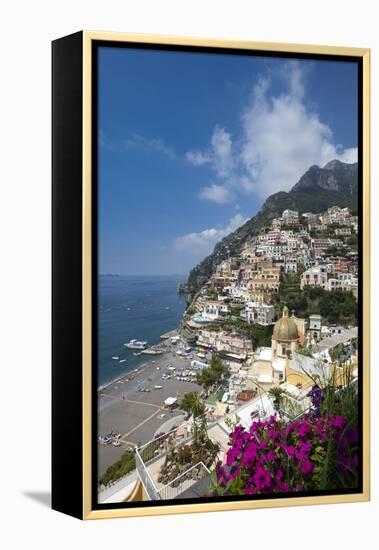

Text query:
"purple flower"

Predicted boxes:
[[307, 385, 324, 416], [284, 444, 296, 457], [226, 448, 240, 467], [275, 469, 284, 481], [216, 465, 231, 485], [213, 407, 358, 496], [298, 459, 314, 475], [342, 427, 359, 445], [331, 416, 346, 429], [252, 467, 272, 490], [297, 421, 312, 437], [242, 444, 258, 467], [298, 441, 312, 453], [266, 450, 277, 462]]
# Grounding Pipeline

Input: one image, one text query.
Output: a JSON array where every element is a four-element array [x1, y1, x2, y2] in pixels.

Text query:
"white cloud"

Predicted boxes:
[[174, 214, 247, 257], [335, 146, 358, 164], [199, 184, 233, 204], [186, 126, 234, 176], [124, 133, 175, 158], [240, 61, 357, 197], [211, 126, 235, 177], [185, 150, 211, 166], [186, 61, 357, 202]]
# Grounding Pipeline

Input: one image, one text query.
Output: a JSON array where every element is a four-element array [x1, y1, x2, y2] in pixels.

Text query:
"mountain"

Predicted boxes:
[[187, 160, 358, 291]]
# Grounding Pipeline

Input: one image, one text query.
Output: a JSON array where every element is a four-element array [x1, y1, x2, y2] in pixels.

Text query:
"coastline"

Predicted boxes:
[[97, 330, 180, 392], [97, 337, 202, 477], [98, 274, 187, 387]]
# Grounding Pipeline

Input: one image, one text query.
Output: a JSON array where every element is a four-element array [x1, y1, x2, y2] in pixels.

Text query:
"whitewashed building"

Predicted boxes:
[[244, 302, 276, 326], [300, 266, 328, 290]]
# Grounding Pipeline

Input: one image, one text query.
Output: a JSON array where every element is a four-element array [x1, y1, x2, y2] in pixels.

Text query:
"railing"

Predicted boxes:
[[138, 426, 185, 464], [157, 461, 211, 501], [135, 426, 213, 501], [135, 445, 159, 500], [135, 427, 180, 500]]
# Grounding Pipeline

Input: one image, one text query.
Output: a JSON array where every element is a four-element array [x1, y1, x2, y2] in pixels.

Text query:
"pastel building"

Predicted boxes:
[[244, 302, 276, 325], [300, 266, 328, 290], [282, 209, 299, 225]]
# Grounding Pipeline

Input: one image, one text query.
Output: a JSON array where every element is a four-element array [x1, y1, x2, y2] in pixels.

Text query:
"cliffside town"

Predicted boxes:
[[187, 160, 358, 291], [180, 203, 358, 369], [100, 164, 360, 501]]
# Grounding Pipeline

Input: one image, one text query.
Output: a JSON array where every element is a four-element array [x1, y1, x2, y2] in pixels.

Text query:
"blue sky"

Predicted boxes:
[[98, 46, 358, 275]]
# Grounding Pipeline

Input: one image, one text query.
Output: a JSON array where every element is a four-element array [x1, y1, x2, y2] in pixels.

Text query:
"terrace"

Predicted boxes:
[[135, 427, 212, 500]]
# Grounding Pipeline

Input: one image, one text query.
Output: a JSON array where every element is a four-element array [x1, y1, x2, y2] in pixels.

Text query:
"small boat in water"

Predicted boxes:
[[124, 339, 148, 350], [112, 356, 119, 360], [119, 359, 126, 363]]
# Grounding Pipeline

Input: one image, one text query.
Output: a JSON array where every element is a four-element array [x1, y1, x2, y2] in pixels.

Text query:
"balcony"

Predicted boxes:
[[135, 428, 212, 501]]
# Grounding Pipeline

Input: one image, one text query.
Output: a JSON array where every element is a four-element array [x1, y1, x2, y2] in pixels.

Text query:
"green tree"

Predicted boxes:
[[197, 356, 229, 391], [180, 392, 205, 418], [180, 392, 209, 445], [99, 450, 136, 486]]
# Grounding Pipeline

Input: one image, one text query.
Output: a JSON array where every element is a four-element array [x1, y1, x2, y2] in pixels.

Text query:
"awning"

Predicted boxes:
[[164, 397, 177, 406]]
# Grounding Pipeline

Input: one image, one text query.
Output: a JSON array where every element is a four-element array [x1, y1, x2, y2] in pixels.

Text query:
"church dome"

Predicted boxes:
[[272, 306, 299, 341]]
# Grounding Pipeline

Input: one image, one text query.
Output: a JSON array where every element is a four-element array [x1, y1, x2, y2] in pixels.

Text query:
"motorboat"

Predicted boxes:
[[124, 339, 148, 349]]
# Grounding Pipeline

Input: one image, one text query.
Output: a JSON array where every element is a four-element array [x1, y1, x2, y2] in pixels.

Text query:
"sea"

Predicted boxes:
[[98, 274, 187, 388]]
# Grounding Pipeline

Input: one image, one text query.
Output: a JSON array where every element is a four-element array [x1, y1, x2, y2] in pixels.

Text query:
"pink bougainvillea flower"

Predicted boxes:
[[284, 444, 296, 457], [242, 444, 258, 467], [226, 448, 240, 467], [298, 441, 312, 453], [297, 421, 312, 437], [331, 416, 346, 429], [298, 459, 314, 475], [253, 467, 272, 491], [266, 450, 277, 462]]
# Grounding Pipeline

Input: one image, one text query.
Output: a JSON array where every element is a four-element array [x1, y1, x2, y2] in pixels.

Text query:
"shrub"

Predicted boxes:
[[210, 410, 358, 496], [99, 450, 136, 486]]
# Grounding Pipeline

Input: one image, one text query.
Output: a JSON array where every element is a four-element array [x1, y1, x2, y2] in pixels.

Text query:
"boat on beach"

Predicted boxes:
[[124, 339, 148, 350], [141, 348, 164, 355]]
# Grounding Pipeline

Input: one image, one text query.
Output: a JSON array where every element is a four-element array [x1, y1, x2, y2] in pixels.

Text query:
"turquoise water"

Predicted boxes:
[[98, 275, 187, 387]]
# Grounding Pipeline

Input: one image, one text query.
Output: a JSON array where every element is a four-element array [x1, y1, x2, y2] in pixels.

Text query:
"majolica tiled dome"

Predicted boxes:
[[272, 306, 299, 341]]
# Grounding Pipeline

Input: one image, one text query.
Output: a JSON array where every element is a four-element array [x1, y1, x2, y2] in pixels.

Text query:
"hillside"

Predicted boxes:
[[187, 160, 358, 291]]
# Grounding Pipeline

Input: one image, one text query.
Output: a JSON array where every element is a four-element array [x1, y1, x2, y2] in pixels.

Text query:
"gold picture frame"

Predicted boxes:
[[52, 31, 370, 520]]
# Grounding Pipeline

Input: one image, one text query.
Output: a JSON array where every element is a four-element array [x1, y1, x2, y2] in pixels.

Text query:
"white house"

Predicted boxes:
[[244, 302, 275, 326]]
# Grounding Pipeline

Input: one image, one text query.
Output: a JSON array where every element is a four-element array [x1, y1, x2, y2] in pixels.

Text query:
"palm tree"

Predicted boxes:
[[190, 392, 205, 419], [180, 392, 207, 445], [180, 391, 205, 418]]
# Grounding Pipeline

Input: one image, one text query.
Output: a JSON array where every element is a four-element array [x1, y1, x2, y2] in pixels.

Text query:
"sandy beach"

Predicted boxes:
[[97, 342, 203, 476]]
